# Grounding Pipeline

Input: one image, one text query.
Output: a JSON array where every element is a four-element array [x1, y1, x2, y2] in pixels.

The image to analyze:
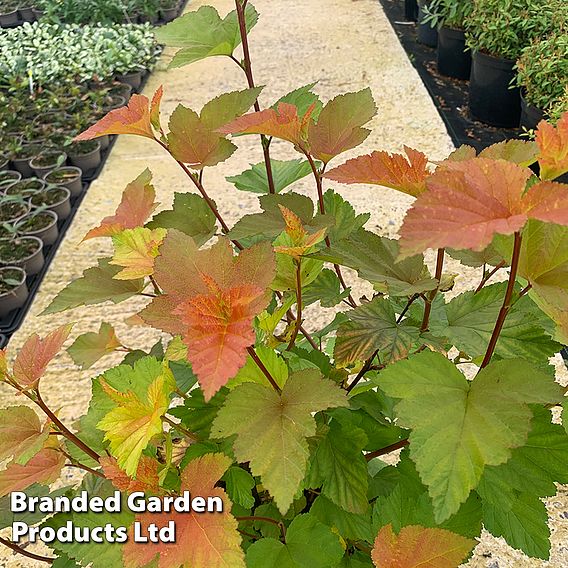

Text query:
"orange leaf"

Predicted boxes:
[[536, 112, 568, 180], [372, 524, 475, 568], [219, 102, 314, 148], [123, 453, 245, 568], [101, 455, 160, 494], [13, 324, 74, 387], [0, 406, 50, 465], [325, 146, 429, 196], [0, 447, 65, 498], [83, 169, 158, 240], [76, 88, 163, 141], [150, 85, 164, 132], [139, 231, 275, 400], [398, 158, 568, 258], [273, 205, 327, 259]]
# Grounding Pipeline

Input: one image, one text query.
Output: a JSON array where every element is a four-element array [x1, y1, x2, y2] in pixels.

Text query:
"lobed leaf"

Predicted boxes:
[[0, 406, 50, 465], [68, 322, 122, 370], [83, 169, 157, 240], [325, 146, 429, 196], [535, 112, 568, 180]]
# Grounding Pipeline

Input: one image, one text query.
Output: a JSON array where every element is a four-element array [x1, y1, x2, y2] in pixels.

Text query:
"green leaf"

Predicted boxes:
[[447, 244, 504, 268], [67, 322, 121, 370], [226, 159, 314, 194], [169, 360, 198, 393], [200, 87, 263, 130], [377, 352, 563, 522], [147, 192, 216, 246], [42, 258, 145, 314], [310, 228, 437, 296], [228, 345, 288, 389], [371, 452, 482, 539], [222, 466, 256, 509], [273, 83, 323, 120], [211, 370, 348, 513], [334, 297, 420, 366], [169, 387, 228, 440], [310, 495, 373, 542], [246, 514, 344, 568], [303, 268, 350, 308], [156, 4, 259, 68], [429, 283, 560, 365], [307, 419, 369, 514], [322, 189, 370, 243], [482, 492, 550, 559]]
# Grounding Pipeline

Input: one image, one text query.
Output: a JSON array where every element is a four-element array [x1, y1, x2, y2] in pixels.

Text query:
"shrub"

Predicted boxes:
[[422, 0, 473, 31], [516, 33, 568, 115], [1, 3, 568, 567], [0, 22, 159, 84], [465, 0, 567, 60]]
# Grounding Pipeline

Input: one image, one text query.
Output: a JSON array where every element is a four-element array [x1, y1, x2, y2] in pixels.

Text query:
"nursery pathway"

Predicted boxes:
[[1, 0, 567, 566]]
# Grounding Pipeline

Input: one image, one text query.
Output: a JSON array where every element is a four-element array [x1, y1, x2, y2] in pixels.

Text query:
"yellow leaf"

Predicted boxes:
[[110, 227, 167, 280]]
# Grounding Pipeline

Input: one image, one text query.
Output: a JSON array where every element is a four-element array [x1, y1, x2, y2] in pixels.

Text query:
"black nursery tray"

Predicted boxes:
[[379, 0, 523, 151]]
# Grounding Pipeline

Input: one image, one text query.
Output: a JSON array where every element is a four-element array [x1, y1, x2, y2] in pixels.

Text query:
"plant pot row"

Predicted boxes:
[[0, 3, 39, 27]]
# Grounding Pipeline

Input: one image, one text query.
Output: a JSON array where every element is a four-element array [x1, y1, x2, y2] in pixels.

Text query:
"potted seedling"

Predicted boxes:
[[465, 0, 560, 127], [43, 165, 83, 196], [115, 69, 143, 91], [0, 195, 30, 225], [139, 0, 160, 24], [424, 0, 473, 79], [30, 185, 71, 220], [0, 235, 43, 275], [5, 178, 45, 199], [516, 34, 568, 130], [10, 144, 42, 178], [159, 0, 178, 22], [16, 208, 59, 246], [29, 149, 67, 178], [0, 0, 19, 26], [0, 266, 28, 318], [67, 140, 102, 173]]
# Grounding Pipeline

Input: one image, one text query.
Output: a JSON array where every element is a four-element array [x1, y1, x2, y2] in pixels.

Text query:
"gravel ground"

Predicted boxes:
[[1, 0, 567, 566]]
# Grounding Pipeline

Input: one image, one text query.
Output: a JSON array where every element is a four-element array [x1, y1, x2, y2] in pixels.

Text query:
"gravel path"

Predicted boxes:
[[1, 0, 567, 566]]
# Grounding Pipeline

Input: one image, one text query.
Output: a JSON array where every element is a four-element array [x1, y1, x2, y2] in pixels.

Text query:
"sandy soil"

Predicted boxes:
[[1, 0, 567, 566]]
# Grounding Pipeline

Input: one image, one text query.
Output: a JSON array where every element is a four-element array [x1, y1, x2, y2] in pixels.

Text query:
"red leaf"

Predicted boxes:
[[218, 102, 314, 148], [397, 158, 568, 258], [0, 406, 49, 465], [83, 169, 158, 240], [139, 231, 275, 400], [123, 453, 245, 568], [13, 324, 74, 387], [101, 455, 160, 494], [325, 146, 429, 196], [0, 447, 65, 498], [372, 524, 475, 568], [536, 112, 568, 180], [76, 88, 163, 141], [307, 88, 377, 163]]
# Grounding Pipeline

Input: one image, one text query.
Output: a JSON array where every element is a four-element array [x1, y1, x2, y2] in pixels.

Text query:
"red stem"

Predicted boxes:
[[480, 232, 522, 368], [0, 537, 54, 564], [247, 346, 281, 393], [420, 248, 445, 332], [365, 439, 409, 461]]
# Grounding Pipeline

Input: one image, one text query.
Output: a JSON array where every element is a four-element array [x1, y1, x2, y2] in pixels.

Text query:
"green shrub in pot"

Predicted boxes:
[[516, 34, 568, 121], [423, 0, 473, 30]]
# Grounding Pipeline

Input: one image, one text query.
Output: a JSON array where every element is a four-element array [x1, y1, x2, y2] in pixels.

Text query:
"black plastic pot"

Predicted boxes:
[[0, 154, 9, 171], [0, 171, 21, 186], [98, 134, 110, 151], [0, 267, 28, 318], [404, 0, 418, 21], [29, 151, 68, 178], [0, 237, 44, 276], [437, 26, 471, 80], [68, 141, 102, 172], [43, 166, 83, 197], [18, 6, 35, 22], [468, 51, 521, 128], [0, 9, 18, 26], [520, 92, 545, 131], [116, 71, 143, 91], [417, 1, 437, 47], [161, 7, 177, 22], [18, 210, 59, 246], [5, 178, 46, 198]]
